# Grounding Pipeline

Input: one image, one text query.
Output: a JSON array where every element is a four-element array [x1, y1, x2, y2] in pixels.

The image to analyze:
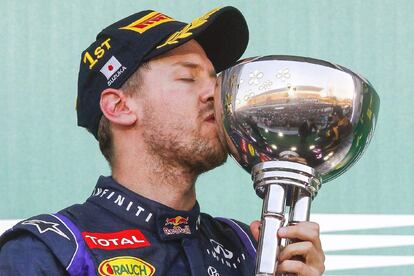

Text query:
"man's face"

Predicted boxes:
[[136, 40, 227, 173]]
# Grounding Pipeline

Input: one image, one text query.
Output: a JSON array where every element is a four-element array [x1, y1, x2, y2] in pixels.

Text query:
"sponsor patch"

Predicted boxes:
[[163, 215, 191, 235], [98, 256, 155, 276], [120, 12, 174, 34], [207, 266, 220, 276], [90, 188, 153, 223], [82, 229, 150, 250], [207, 239, 247, 269], [156, 7, 221, 49], [100, 56, 122, 80], [21, 219, 70, 240]]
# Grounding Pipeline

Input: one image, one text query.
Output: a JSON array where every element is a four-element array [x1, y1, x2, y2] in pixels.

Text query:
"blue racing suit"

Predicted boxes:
[[0, 176, 257, 275]]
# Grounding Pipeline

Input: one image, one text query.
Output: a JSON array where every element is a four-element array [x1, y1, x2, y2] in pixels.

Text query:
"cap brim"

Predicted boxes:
[[145, 6, 249, 73]]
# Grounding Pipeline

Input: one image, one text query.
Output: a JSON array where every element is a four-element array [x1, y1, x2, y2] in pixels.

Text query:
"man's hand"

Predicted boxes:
[[250, 220, 325, 275]]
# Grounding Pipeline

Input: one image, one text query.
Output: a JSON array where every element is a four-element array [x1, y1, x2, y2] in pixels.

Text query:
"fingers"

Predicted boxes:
[[278, 222, 325, 275], [249, 221, 322, 249], [278, 241, 325, 271], [278, 241, 315, 262], [250, 220, 325, 275], [277, 260, 316, 276], [249, 220, 260, 241], [278, 222, 322, 251]]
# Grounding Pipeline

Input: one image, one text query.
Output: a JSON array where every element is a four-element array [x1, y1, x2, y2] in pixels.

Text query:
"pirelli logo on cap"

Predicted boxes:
[[120, 12, 174, 34]]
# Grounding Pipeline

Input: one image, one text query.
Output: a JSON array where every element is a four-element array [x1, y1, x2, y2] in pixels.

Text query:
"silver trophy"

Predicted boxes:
[[215, 56, 380, 276]]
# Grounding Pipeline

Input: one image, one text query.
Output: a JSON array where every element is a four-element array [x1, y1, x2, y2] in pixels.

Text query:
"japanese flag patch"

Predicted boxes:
[[100, 56, 122, 80]]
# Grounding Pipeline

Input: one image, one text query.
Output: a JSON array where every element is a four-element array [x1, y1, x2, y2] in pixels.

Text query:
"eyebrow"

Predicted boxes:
[[172, 61, 217, 78]]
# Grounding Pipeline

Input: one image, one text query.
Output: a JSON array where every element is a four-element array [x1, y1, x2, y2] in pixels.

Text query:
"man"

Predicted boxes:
[[0, 7, 324, 275]]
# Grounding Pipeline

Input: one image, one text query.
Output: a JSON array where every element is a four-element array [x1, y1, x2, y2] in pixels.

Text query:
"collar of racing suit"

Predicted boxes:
[[87, 176, 201, 241]]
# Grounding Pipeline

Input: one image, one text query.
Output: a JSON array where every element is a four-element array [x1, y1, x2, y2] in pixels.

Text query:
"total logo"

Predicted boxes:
[[206, 239, 246, 269], [82, 230, 150, 250], [163, 216, 191, 235], [98, 256, 155, 276]]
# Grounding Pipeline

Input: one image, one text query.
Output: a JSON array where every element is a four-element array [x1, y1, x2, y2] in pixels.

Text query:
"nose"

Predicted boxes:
[[199, 76, 217, 104]]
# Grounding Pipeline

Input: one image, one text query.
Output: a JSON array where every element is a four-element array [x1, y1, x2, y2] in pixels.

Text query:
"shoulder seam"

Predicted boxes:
[[51, 214, 79, 271], [215, 217, 257, 259]]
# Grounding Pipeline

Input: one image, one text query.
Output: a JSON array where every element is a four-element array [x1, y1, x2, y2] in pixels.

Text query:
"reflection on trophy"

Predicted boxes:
[[214, 56, 380, 276]]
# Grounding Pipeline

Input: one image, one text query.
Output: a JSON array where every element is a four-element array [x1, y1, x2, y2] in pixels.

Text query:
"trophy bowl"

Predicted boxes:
[[214, 55, 380, 275]]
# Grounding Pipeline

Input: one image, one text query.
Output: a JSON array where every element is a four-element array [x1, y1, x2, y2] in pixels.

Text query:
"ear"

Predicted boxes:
[[100, 88, 137, 126]]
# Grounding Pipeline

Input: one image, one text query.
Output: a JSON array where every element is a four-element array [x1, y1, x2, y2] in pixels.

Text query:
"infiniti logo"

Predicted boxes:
[[206, 239, 246, 269], [207, 266, 220, 276], [210, 239, 233, 259]]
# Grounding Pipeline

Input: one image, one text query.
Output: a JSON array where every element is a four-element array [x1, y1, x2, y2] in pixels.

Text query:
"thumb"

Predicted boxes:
[[249, 220, 261, 241]]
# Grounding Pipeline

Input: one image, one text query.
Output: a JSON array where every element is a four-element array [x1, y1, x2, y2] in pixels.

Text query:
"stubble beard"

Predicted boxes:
[[142, 108, 228, 176]]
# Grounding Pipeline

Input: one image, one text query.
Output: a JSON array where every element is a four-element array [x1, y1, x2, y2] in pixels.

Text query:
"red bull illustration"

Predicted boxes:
[[163, 216, 191, 235], [165, 216, 189, 226]]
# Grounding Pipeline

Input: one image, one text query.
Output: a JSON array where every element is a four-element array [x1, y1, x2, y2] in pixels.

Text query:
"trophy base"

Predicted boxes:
[[252, 160, 321, 201]]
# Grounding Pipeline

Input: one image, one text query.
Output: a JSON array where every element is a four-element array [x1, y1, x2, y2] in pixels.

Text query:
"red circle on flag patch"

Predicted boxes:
[[108, 65, 113, 71]]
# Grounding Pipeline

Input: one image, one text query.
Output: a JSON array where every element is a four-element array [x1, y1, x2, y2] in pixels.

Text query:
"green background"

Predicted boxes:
[[1, 0, 413, 274]]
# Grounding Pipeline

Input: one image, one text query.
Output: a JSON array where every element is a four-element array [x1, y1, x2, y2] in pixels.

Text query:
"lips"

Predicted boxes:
[[204, 113, 215, 122]]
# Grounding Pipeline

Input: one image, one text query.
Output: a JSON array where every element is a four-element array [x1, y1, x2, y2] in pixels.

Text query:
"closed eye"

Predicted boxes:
[[179, 78, 195, 82]]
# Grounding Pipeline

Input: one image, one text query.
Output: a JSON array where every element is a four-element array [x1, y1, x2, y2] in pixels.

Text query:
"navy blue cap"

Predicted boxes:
[[76, 6, 249, 139]]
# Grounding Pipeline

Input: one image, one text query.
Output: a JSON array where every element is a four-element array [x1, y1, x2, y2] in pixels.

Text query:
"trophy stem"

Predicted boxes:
[[252, 161, 321, 276], [256, 184, 287, 275], [288, 187, 311, 224], [284, 187, 312, 269]]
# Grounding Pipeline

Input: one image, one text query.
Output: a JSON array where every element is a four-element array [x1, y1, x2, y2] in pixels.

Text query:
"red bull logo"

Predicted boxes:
[[163, 216, 191, 235], [164, 216, 189, 227]]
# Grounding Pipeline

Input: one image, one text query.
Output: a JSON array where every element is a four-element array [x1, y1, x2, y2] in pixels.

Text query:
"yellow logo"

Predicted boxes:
[[120, 12, 174, 34], [248, 144, 255, 157], [98, 256, 155, 276], [156, 7, 221, 49], [83, 38, 111, 70]]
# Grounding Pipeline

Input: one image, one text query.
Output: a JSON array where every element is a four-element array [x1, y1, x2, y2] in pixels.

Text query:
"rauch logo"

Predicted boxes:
[[98, 256, 155, 276]]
